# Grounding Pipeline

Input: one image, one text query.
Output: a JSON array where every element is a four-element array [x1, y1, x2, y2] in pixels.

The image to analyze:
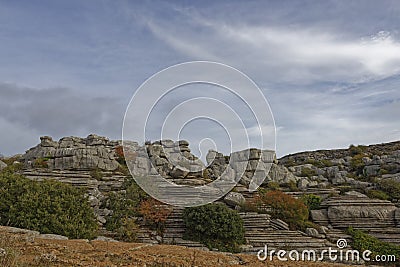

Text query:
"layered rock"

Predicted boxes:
[[22, 135, 120, 171], [311, 195, 399, 229]]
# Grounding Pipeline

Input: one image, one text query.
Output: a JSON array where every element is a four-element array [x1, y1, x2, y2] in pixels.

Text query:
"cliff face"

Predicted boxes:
[[4, 135, 400, 253]]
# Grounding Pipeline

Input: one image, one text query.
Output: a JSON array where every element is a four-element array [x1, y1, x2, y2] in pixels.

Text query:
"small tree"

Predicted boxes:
[[139, 198, 172, 233], [104, 177, 148, 239], [183, 203, 245, 252], [301, 194, 322, 211]]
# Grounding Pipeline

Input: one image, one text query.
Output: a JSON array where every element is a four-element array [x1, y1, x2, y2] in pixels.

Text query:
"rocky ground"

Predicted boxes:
[[0, 226, 356, 267]]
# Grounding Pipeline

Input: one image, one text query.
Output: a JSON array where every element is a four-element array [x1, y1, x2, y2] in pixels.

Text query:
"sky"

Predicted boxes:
[[0, 0, 400, 158]]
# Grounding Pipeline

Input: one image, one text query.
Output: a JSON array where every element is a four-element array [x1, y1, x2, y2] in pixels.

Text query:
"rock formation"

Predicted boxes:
[[6, 135, 400, 255]]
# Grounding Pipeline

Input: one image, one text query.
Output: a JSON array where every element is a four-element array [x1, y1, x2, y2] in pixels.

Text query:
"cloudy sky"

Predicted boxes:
[[1, 0, 400, 158]]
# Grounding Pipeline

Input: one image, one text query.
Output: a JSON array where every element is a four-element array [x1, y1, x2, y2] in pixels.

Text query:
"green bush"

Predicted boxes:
[[376, 179, 400, 201], [304, 159, 333, 168], [266, 181, 280, 190], [347, 227, 400, 259], [349, 144, 367, 156], [90, 168, 104, 180], [104, 177, 148, 240], [33, 157, 49, 168], [183, 203, 245, 252], [366, 189, 390, 200], [0, 170, 98, 239], [350, 153, 367, 176], [301, 194, 322, 210], [299, 167, 316, 178], [283, 158, 296, 167]]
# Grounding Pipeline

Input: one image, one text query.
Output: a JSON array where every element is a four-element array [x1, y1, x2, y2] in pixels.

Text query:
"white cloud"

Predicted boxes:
[[144, 13, 400, 84]]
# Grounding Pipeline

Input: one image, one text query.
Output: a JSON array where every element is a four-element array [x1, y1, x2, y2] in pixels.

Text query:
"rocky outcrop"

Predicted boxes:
[[279, 141, 400, 190], [11, 135, 400, 251], [0, 160, 6, 171], [312, 195, 398, 229], [22, 135, 120, 171]]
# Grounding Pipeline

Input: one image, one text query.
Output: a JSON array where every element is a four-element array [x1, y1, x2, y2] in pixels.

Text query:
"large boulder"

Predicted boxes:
[[223, 192, 246, 207], [266, 163, 299, 184]]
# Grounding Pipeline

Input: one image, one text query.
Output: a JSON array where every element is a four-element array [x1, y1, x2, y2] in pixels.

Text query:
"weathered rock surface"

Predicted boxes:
[[9, 135, 400, 252], [22, 135, 120, 171], [223, 192, 246, 206], [313, 195, 398, 229]]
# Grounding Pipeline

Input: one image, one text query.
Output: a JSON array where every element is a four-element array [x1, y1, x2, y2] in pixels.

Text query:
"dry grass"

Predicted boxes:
[[0, 228, 360, 267]]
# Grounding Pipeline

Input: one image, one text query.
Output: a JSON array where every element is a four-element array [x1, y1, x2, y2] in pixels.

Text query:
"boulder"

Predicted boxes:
[[265, 163, 298, 184], [297, 178, 310, 189], [224, 192, 246, 207], [94, 236, 118, 242], [305, 227, 323, 238]]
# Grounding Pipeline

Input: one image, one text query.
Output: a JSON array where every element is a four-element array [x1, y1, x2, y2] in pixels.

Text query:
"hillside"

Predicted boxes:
[[0, 135, 399, 266]]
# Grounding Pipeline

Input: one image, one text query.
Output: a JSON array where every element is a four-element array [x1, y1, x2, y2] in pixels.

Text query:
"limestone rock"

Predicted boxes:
[[264, 163, 298, 184], [94, 236, 118, 242], [297, 178, 310, 189], [22, 134, 120, 171], [344, 190, 367, 198], [224, 192, 246, 207], [305, 227, 323, 238], [321, 196, 397, 229]]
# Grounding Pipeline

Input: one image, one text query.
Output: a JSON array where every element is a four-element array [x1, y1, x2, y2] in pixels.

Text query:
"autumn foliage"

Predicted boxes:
[[139, 198, 172, 232], [251, 190, 309, 230], [115, 145, 125, 165]]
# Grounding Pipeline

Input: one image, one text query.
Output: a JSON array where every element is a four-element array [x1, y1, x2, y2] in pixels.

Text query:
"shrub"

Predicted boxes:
[[115, 145, 126, 165], [283, 158, 296, 167], [139, 198, 172, 233], [287, 180, 298, 191], [90, 168, 104, 180], [349, 144, 367, 156], [347, 227, 400, 259], [183, 203, 245, 252], [376, 179, 400, 201], [202, 168, 211, 180], [33, 157, 49, 168], [114, 217, 139, 242], [299, 167, 316, 178], [304, 159, 333, 168], [266, 181, 280, 190], [252, 190, 309, 230], [366, 189, 390, 200], [0, 171, 98, 239], [350, 153, 367, 176], [301, 194, 322, 210], [104, 177, 148, 235]]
